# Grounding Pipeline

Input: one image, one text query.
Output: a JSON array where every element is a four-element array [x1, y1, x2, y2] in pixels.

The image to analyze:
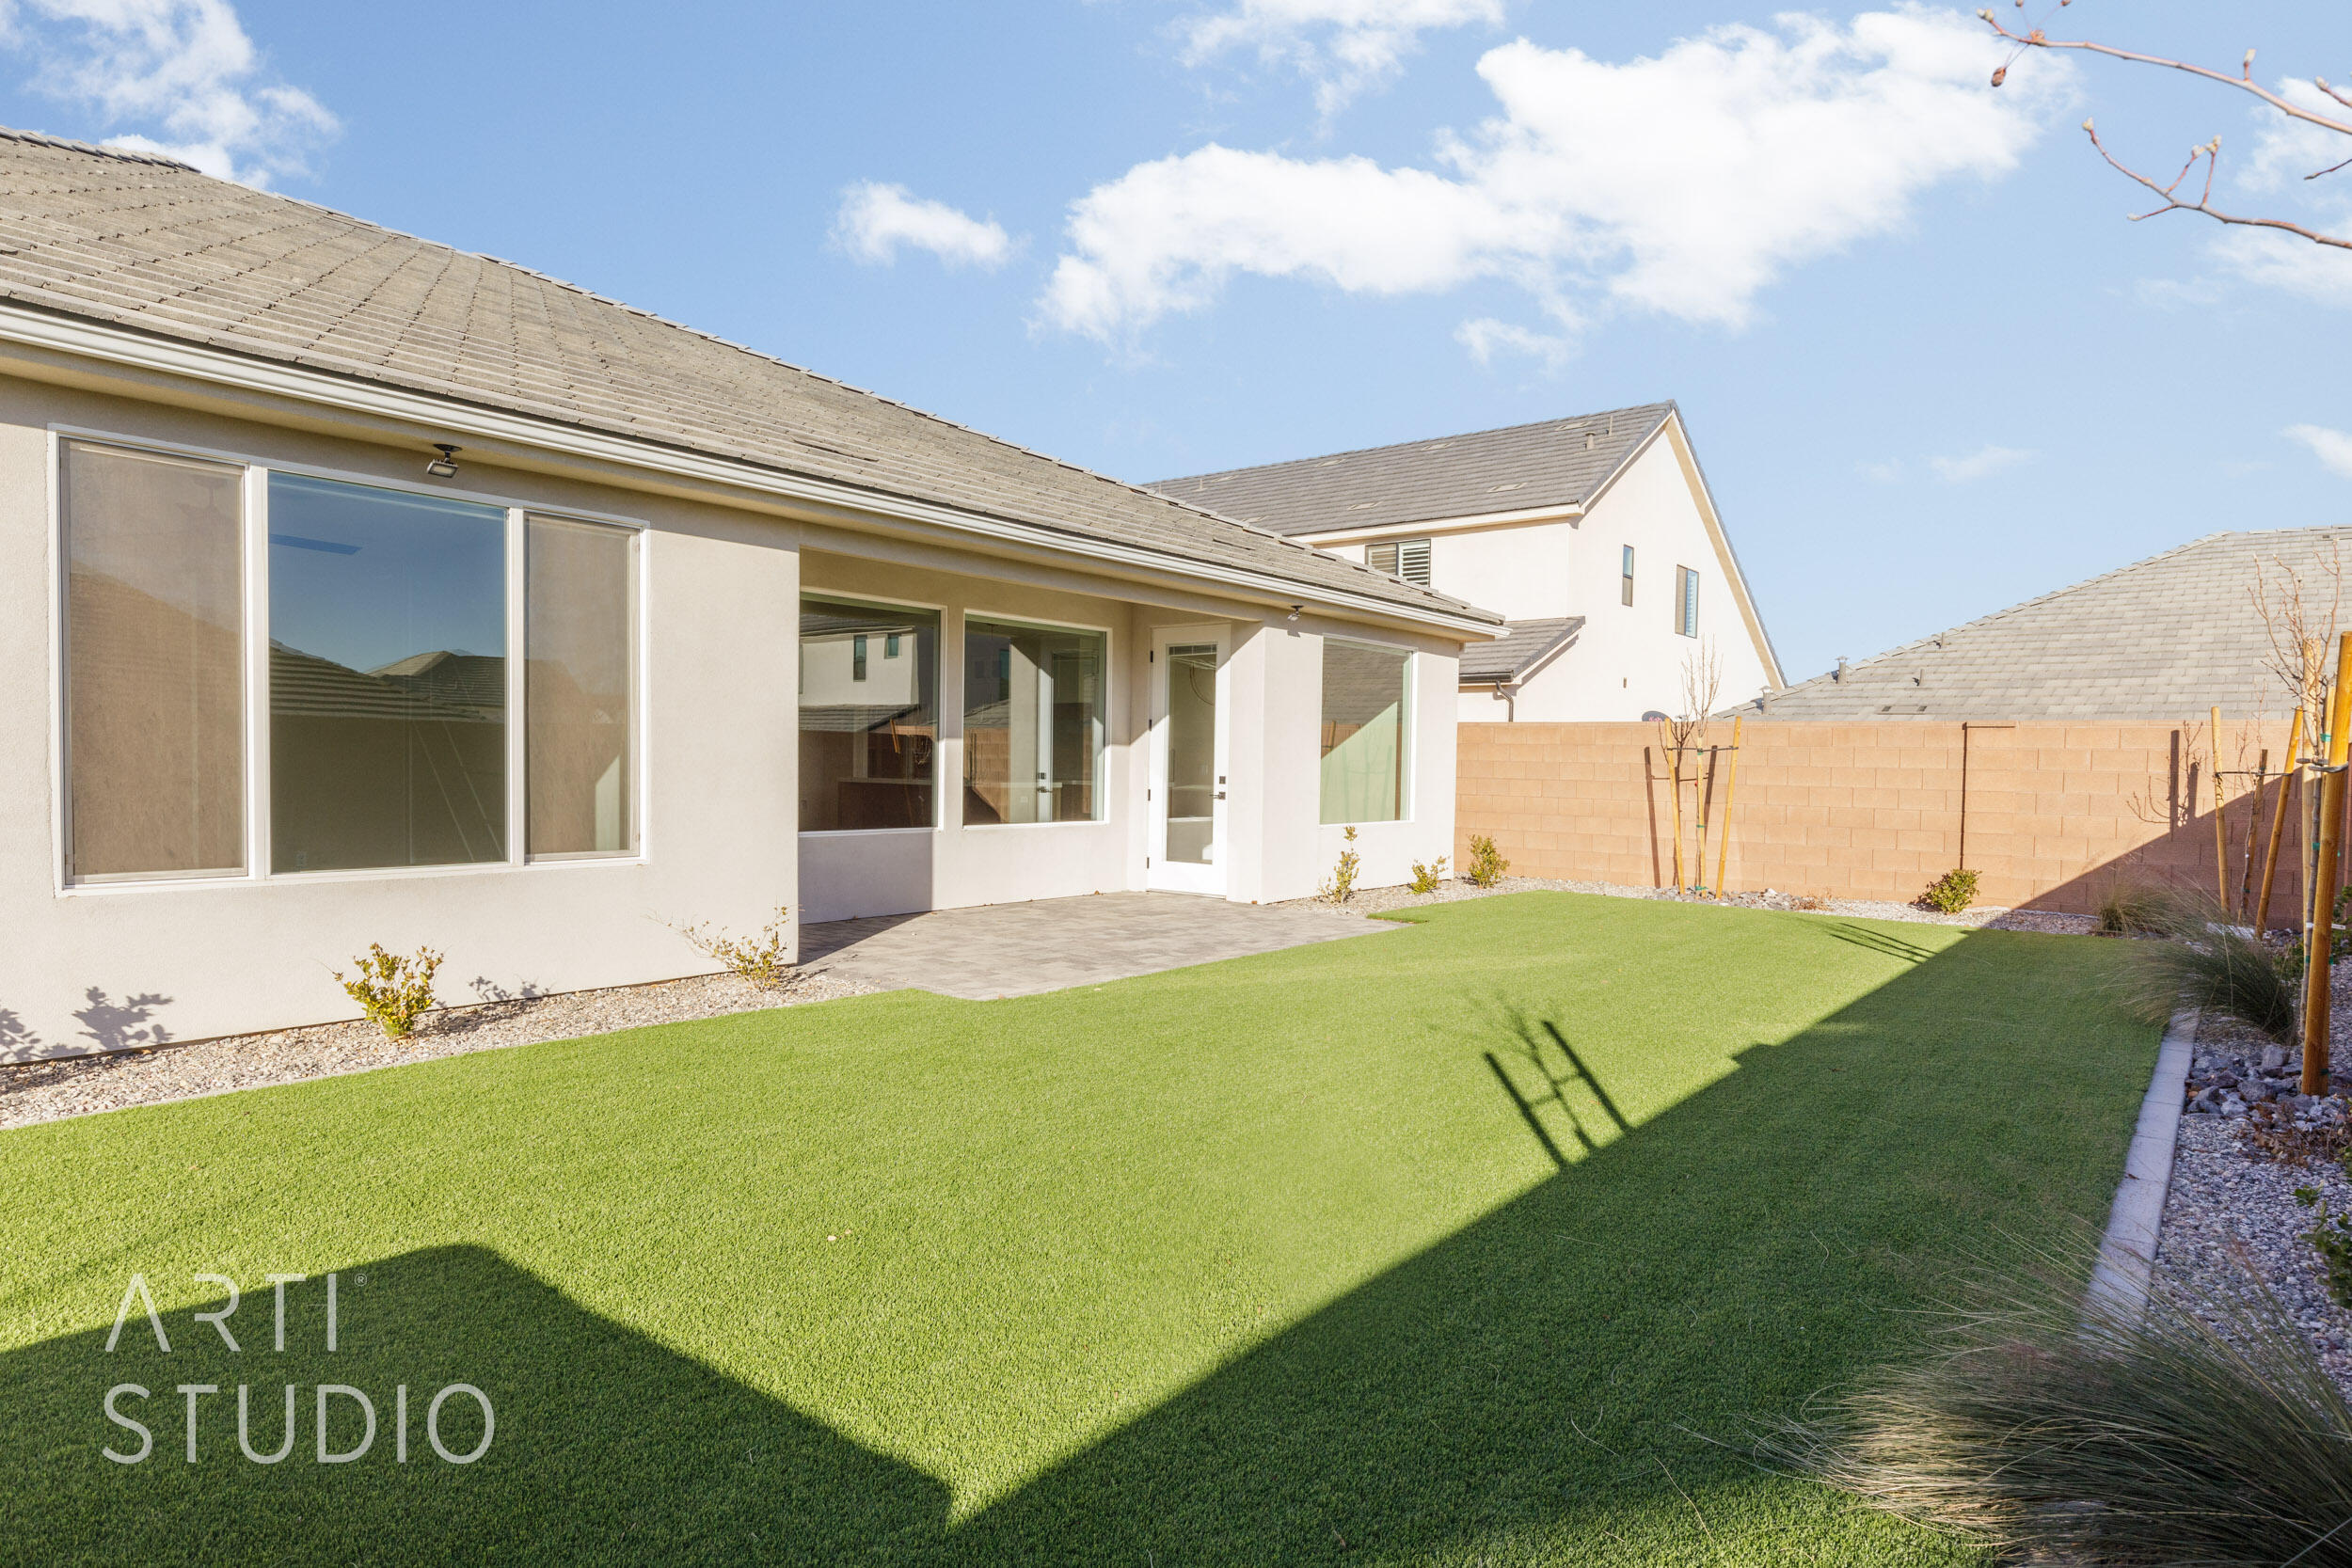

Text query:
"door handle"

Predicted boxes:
[[1216, 791, 1226, 800]]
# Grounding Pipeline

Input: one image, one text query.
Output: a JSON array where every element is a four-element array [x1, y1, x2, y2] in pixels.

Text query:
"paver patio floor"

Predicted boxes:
[[798, 891, 1395, 999]]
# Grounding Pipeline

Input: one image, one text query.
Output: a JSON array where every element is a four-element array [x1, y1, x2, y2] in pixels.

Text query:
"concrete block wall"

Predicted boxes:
[[1457, 719, 2311, 917]]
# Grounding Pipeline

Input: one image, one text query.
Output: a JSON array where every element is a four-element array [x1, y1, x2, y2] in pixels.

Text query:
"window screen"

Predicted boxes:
[[1320, 641, 1411, 823], [63, 441, 246, 879]]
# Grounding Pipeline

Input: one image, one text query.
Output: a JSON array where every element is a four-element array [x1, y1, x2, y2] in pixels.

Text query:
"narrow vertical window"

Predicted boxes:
[[526, 515, 638, 858], [962, 618, 1105, 825], [800, 597, 937, 830], [1320, 640, 1412, 824], [1620, 545, 1635, 607], [267, 473, 507, 872], [1676, 566, 1700, 637], [62, 441, 246, 879]]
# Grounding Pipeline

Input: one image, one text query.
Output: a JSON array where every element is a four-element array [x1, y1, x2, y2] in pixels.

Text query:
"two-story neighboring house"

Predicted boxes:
[[1148, 403, 1783, 721]]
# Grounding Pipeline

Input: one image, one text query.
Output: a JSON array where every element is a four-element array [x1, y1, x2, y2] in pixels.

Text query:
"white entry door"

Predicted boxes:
[[1148, 627, 1229, 895]]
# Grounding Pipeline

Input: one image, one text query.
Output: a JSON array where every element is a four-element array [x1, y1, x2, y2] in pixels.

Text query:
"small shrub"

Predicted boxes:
[[2095, 879, 2172, 937], [669, 905, 793, 990], [336, 943, 442, 1038], [2119, 896, 2300, 1043], [1466, 833, 1509, 889], [1408, 856, 1448, 895], [1791, 894, 1833, 912], [2297, 1186, 2352, 1308], [1917, 867, 1979, 914], [1320, 827, 1361, 904]]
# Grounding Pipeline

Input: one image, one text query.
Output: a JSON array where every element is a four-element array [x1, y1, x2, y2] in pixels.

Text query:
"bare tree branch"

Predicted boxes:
[[1981, 9, 2352, 251]]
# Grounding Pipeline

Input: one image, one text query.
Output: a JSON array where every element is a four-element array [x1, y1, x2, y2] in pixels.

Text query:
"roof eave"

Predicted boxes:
[[0, 300, 1503, 639]]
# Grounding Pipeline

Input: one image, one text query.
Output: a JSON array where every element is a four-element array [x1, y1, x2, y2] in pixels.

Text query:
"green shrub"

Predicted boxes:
[[1774, 1238, 2352, 1565], [669, 905, 793, 990], [335, 943, 443, 1038], [1466, 833, 1510, 889], [2118, 896, 2300, 1043], [1917, 868, 1979, 914], [1320, 827, 1361, 904], [1407, 856, 1448, 895], [2297, 1186, 2352, 1309]]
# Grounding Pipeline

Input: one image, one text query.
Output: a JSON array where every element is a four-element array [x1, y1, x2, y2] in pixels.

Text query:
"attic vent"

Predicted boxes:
[[1584, 433, 1596, 451], [1319, 458, 1342, 467], [1349, 501, 1375, 510], [1367, 537, 1432, 586], [1427, 440, 1453, 450], [1490, 482, 1524, 493]]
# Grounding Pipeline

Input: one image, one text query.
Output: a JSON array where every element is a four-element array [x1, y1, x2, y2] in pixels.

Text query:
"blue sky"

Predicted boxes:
[[5, 1, 2349, 682]]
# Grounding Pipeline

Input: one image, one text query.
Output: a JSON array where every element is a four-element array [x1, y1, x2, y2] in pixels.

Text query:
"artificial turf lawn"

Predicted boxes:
[[0, 892, 2154, 1565]]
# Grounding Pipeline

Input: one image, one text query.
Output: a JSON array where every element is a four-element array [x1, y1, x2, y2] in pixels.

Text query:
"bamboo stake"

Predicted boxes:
[[2304, 640, 2352, 1097], [1714, 716, 1743, 900], [2239, 747, 2268, 920], [1661, 721, 1685, 895], [2212, 706, 2230, 913], [2258, 708, 2302, 931]]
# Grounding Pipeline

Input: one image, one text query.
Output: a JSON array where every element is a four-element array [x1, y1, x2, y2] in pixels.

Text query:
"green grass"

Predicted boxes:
[[0, 893, 2155, 1565]]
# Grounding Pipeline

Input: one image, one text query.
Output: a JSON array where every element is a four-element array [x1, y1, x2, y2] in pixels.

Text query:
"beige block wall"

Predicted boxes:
[[1457, 719, 2311, 917]]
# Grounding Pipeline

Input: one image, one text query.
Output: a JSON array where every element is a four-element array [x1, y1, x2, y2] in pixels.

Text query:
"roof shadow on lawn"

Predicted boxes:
[[1, 925, 2150, 1565]]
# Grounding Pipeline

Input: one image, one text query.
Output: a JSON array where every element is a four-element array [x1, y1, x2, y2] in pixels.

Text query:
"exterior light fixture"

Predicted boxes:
[[1286, 604, 1303, 622], [424, 443, 461, 479]]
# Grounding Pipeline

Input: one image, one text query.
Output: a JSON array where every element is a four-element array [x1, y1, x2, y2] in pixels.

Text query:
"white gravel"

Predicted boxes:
[[2155, 967, 2352, 1396], [1304, 873, 2099, 935], [0, 967, 874, 1132]]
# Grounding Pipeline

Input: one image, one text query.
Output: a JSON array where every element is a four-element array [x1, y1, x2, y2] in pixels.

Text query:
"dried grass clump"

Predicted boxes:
[[2115, 893, 2300, 1043], [1770, 1244, 2352, 1564], [2096, 879, 2174, 937]]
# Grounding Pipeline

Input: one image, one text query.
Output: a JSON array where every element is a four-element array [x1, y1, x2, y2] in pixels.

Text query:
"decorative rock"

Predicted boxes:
[[2264, 1043, 2292, 1073]]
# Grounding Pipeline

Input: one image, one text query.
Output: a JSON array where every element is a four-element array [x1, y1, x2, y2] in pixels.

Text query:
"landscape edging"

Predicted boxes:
[[2087, 1006, 2198, 1321]]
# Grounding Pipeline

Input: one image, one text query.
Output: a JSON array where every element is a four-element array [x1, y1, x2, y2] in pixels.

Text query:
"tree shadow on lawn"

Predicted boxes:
[[1, 926, 2146, 1565]]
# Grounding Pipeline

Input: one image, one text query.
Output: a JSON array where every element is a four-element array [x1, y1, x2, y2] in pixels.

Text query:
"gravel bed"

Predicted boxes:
[[0, 967, 874, 1132], [1303, 874, 2098, 934], [2156, 967, 2352, 1396]]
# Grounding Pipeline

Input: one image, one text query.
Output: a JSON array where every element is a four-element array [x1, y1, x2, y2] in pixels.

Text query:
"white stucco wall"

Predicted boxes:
[[0, 383, 802, 1059], [1, 375, 1471, 1054]]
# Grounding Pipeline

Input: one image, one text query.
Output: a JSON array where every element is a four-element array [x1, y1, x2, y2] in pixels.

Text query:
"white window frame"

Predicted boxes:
[[796, 587, 947, 837], [48, 425, 651, 894], [1675, 565, 1700, 638], [957, 607, 1116, 830], [1318, 635, 1417, 827]]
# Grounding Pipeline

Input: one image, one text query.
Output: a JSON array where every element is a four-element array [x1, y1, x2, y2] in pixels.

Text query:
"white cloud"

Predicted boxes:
[[2288, 423, 2352, 480], [1176, 0, 1503, 118], [1454, 314, 1572, 369], [832, 182, 1015, 270], [2203, 78, 2352, 305], [1, 0, 335, 185], [1042, 7, 2070, 345], [1928, 444, 2030, 483], [1856, 458, 1904, 483]]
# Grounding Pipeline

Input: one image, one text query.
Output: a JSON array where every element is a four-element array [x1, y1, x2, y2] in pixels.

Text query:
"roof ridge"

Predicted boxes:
[[0, 125, 193, 171], [1149, 401, 1677, 486]]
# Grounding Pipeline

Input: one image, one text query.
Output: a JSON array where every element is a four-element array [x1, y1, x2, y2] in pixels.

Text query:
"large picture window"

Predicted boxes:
[[62, 441, 246, 879], [800, 595, 937, 831], [527, 515, 638, 857], [1319, 640, 1411, 825], [962, 618, 1104, 825], [267, 472, 508, 872]]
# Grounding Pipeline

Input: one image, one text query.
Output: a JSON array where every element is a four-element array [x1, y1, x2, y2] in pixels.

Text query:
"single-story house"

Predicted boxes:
[[1147, 403, 1783, 722], [0, 129, 1502, 1058], [1742, 528, 2349, 721]]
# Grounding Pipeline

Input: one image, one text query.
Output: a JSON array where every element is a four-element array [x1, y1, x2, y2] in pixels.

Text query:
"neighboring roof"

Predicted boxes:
[[1746, 528, 2352, 721], [0, 128, 1498, 630], [1458, 617, 1583, 685], [1144, 404, 1677, 537]]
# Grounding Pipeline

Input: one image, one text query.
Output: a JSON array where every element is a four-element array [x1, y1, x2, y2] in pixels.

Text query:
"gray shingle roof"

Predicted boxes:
[[1144, 404, 1677, 536], [1745, 528, 2352, 721], [0, 128, 1498, 629], [1459, 617, 1583, 684]]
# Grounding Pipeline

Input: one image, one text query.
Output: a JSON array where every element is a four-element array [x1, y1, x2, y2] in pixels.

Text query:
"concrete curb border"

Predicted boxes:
[[2087, 1006, 2198, 1320]]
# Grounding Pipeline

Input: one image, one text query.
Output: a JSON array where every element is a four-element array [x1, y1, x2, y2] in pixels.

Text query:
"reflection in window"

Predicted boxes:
[[267, 473, 507, 872], [962, 619, 1104, 825], [1320, 641, 1411, 824], [800, 596, 937, 830], [527, 515, 637, 857], [63, 441, 246, 879], [1164, 642, 1218, 863]]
